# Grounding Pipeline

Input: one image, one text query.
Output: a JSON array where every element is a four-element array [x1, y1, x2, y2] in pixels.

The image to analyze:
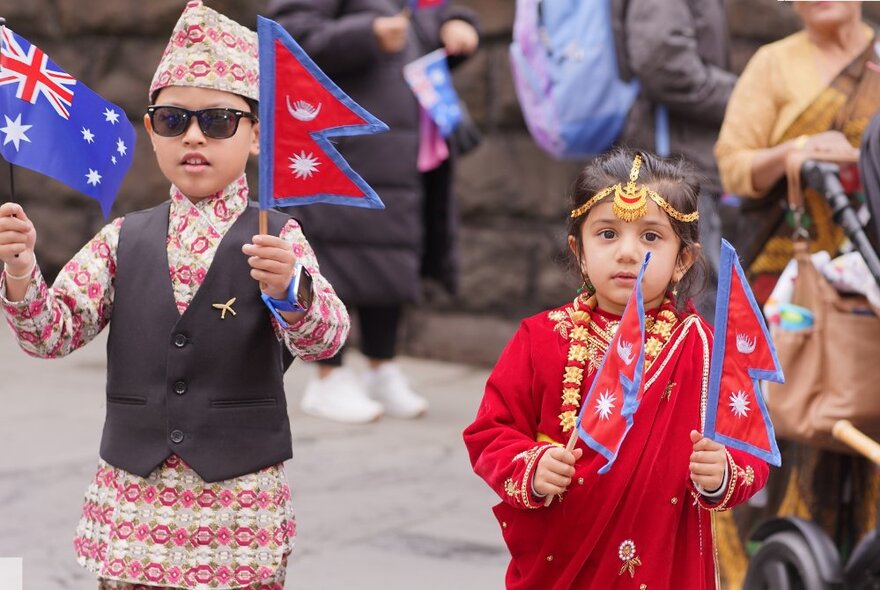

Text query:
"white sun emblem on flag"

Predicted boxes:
[[728, 390, 751, 418], [289, 151, 321, 179], [594, 390, 616, 421]]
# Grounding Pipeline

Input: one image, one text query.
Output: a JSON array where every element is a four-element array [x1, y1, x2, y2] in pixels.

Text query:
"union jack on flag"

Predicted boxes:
[[0, 28, 75, 119], [0, 27, 136, 216]]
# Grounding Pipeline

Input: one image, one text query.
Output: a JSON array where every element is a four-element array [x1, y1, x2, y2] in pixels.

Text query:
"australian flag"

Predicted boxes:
[[704, 240, 783, 466], [577, 253, 650, 474], [403, 48, 462, 137], [257, 16, 387, 210], [0, 28, 135, 217]]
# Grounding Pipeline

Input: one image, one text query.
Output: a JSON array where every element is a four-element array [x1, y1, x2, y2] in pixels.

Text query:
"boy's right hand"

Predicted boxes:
[[533, 446, 583, 497], [0, 202, 37, 272], [373, 14, 409, 54]]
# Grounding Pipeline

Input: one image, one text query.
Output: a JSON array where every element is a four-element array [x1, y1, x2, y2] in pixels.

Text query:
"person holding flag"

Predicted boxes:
[[464, 148, 771, 589], [0, 2, 362, 588], [267, 0, 479, 424]]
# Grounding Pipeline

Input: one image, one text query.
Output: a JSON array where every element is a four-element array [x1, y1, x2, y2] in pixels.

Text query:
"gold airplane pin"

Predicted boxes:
[[212, 297, 237, 320]]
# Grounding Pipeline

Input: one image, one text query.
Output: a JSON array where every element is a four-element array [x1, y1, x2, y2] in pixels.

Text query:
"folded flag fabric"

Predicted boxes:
[[0, 27, 136, 217], [257, 16, 388, 210], [577, 253, 650, 474], [704, 239, 783, 466], [404, 48, 462, 138]]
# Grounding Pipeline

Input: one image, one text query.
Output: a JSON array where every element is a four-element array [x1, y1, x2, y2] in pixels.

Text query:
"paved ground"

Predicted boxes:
[[0, 326, 509, 589]]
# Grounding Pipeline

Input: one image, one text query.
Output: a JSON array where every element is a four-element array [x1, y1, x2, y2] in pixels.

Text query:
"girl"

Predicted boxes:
[[0, 2, 348, 588], [463, 148, 770, 589]]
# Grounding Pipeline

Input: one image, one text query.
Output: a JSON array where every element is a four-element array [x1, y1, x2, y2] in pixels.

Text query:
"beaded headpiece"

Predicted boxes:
[[149, 1, 259, 102], [569, 154, 699, 223]]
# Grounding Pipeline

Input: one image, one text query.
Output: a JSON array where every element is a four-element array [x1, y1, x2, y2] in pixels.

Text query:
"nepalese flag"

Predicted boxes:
[[403, 48, 462, 138], [408, 0, 448, 10], [257, 17, 388, 210], [704, 239, 783, 466], [577, 253, 650, 474], [0, 28, 135, 217]]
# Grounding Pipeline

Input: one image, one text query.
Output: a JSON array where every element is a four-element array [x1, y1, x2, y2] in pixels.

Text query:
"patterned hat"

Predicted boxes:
[[149, 0, 259, 102]]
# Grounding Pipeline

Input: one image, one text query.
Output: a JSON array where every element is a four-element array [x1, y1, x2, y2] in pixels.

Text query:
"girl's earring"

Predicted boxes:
[[578, 275, 594, 295], [671, 282, 679, 297]]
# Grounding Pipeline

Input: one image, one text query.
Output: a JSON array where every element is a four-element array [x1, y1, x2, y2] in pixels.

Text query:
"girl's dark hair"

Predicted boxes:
[[567, 146, 708, 306]]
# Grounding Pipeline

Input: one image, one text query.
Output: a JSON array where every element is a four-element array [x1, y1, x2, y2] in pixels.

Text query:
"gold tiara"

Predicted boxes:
[[570, 154, 699, 223]]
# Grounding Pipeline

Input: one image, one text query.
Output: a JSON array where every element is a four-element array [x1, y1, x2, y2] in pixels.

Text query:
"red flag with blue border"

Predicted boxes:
[[257, 17, 387, 210], [577, 253, 650, 474], [704, 239, 782, 466]]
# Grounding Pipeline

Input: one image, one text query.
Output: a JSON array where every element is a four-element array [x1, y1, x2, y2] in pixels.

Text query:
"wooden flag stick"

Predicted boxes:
[[833, 420, 880, 465], [543, 428, 580, 507], [259, 210, 268, 236]]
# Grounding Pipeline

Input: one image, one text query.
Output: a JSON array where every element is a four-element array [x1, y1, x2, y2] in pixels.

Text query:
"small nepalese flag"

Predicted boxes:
[[0, 27, 136, 217], [408, 0, 448, 10], [704, 239, 783, 466], [403, 48, 462, 137], [257, 16, 388, 210], [577, 252, 650, 474]]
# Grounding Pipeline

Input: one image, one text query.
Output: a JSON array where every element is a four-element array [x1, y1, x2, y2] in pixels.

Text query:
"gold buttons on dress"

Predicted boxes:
[[578, 477, 584, 485], [546, 555, 554, 562], [671, 497, 678, 505], [502, 522, 507, 528], [640, 585, 647, 589]]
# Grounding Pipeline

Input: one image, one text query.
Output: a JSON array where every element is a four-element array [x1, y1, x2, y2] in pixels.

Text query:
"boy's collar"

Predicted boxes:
[[170, 174, 249, 215]]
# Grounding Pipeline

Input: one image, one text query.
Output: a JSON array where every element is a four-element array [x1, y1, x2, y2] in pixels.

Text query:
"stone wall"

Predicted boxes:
[[0, 1, 872, 365]]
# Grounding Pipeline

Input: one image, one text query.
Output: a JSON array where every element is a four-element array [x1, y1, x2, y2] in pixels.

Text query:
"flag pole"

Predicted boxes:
[[0, 16, 18, 258]]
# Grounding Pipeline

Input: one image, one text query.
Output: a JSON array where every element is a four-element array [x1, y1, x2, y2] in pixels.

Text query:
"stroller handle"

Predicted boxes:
[[832, 420, 880, 465]]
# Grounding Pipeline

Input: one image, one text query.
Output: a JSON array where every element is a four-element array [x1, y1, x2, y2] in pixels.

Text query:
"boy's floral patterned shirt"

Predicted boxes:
[[0, 175, 349, 588]]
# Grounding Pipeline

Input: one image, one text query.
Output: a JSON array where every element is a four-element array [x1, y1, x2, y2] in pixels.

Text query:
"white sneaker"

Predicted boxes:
[[300, 368, 383, 424], [365, 363, 428, 419]]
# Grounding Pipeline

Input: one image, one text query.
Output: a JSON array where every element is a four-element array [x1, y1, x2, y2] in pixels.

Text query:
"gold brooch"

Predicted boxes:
[[212, 297, 237, 320]]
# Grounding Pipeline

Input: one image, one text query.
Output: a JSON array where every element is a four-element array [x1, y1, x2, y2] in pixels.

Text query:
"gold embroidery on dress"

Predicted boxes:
[[504, 478, 517, 497], [738, 465, 755, 487], [618, 539, 642, 577], [661, 381, 676, 401]]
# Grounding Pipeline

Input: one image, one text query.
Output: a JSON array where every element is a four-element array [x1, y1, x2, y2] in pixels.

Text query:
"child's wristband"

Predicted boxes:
[[4, 260, 36, 281]]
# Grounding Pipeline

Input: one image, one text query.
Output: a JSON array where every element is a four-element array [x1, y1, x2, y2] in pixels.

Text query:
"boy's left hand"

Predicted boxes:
[[689, 430, 726, 493], [242, 234, 296, 300]]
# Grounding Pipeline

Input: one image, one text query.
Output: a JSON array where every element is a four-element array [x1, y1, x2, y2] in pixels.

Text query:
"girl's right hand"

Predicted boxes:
[[533, 446, 583, 497], [0, 202, 37, 272]]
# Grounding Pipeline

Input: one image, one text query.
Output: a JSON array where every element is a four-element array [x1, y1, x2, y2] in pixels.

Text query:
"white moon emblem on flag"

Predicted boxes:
[[286, 96, 322, 122]]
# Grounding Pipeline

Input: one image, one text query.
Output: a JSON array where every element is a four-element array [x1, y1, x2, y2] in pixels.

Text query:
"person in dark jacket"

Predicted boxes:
[[613, 0, 736, 321], [267, 0, 479, 423]]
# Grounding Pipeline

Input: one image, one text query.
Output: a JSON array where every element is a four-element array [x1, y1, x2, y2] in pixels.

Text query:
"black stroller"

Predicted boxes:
[[742, 116, 880, 590]]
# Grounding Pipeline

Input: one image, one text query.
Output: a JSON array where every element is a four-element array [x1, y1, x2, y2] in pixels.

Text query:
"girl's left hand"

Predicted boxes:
[[242, 234, 296, 300], [439, 20, 479, 56], [689, 430, 726, 493]]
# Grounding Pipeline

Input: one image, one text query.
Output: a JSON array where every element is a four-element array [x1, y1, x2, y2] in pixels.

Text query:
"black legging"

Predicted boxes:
[[317, 305, 402, 367]]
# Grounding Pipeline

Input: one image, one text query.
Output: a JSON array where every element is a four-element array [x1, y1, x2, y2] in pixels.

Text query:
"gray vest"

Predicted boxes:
[[101, 201, 293, 482]]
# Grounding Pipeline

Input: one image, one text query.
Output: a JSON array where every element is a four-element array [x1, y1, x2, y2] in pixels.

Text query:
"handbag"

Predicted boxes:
[[766, 149, 880, 452]]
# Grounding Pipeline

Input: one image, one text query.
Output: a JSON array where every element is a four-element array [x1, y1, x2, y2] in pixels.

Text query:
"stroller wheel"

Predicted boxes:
[[744, 531, 833, 590]]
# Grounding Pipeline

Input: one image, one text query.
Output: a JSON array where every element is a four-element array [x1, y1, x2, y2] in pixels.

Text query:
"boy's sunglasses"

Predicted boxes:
[[146, 105, 258, 139]]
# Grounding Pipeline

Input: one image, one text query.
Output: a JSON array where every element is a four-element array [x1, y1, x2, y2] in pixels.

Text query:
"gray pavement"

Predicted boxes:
[[0, 326, 508, 589]]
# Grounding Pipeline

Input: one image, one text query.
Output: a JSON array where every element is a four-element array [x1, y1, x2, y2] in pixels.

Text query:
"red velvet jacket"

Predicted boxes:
[[464, 301, 769, 589]]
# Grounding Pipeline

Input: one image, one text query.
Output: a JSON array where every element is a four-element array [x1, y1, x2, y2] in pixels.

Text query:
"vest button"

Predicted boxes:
[[169, 430, 184, 444], [173, 380, 187, 395], [173, 334, 187, 348]]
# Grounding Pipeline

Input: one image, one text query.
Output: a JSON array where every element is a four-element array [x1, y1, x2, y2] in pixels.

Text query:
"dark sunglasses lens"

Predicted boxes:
[[153, 107, 189, 137], [198, 109, 238, 139]]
